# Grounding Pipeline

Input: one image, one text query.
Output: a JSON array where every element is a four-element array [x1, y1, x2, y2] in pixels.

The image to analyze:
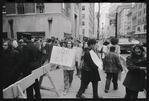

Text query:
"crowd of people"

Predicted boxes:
[[2, 36, 147, 99]]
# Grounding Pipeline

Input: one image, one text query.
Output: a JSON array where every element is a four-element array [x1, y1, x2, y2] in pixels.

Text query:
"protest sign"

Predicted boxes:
[[89, 50, 103, 70], [50, 46, 76, 67]]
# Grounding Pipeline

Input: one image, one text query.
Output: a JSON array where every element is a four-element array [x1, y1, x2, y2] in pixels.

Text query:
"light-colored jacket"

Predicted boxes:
[[108, 44, 121, 55]]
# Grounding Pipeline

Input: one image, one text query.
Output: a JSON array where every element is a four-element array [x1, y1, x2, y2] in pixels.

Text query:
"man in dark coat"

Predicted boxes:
[[76, 39, 101, 99], [22, 38, 41, 99], [2, 40, 21, 89]]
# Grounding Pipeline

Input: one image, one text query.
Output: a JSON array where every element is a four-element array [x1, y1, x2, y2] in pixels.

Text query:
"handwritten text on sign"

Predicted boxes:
[[50, 46, 76, 67]]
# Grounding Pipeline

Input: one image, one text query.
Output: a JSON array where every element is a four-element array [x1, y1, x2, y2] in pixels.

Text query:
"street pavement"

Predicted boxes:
[[39, 64, 146, 99]]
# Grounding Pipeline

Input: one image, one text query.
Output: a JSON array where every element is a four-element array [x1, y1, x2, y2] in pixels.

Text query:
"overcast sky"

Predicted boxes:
[[95, 3, 111, 13]]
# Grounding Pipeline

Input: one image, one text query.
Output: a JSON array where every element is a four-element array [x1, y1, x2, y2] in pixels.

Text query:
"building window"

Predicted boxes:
[[65, 3, 70, 17], [144, 8, 146, 14], [138, 11, 141, 17], [62, 3, 65, 9], [138, 19, 141, 23], [82, 21, 85, 26], [2, 3, 6, 14], [67, 5, 70, 17], [139, 4, 141, 9], [127, 26, 130, 30], [25, 3, 35, 13], [143, 17, 146, 22], [82, 29, 85, 35], [36, 3, 44, 13], [17, 3, 25, 14], [137, 27, 141, 32], [144, 25, 146, 31], [82, 14, 85, 19], [82, 6, 85, 10]]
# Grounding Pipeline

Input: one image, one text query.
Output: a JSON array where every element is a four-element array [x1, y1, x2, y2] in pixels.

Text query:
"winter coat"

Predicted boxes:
[[81, 47, 101, 82], [2, 49, 21, 88], [123, 56, 146, 91], [103, 52, 123, 73], [22, 41, 40, 76]]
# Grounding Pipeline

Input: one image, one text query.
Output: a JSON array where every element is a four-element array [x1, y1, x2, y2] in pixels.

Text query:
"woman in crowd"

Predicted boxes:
[[62, 40, 78, 95], [123, 44, 147, 99]]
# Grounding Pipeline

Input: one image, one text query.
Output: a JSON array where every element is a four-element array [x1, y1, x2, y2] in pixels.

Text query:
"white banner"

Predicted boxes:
[[50, 46, 76, 67], [120, 55, 128, 73], [89, 50, 103, 70]]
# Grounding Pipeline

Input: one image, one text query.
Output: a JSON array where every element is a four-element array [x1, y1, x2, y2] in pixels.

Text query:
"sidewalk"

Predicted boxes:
[[40, 67, 146, 99]]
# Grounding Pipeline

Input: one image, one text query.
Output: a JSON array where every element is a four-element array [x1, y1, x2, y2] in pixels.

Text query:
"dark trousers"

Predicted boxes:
[[23, 69, 41, 99], [124, 87, 139, 99], [26, 79, 41, 99], [63, 70, 74, 89], [76, 80, 99, 98], [105, 73, 118, 91]]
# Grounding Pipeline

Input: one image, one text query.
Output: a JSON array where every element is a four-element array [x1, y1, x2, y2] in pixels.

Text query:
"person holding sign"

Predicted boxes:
[[76, 39, 102, 99], [62, 41, 78, 95]]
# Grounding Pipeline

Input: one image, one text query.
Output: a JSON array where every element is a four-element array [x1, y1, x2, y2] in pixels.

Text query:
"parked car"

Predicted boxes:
[[118, 38, 139, 52]]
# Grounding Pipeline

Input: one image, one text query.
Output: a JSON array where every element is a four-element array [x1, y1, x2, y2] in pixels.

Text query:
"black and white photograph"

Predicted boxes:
[[2, 2, 147, 99]]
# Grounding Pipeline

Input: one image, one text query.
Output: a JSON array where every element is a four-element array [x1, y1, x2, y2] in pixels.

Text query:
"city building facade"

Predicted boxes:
[[116, 3, 132, 37], [94, 12, 98, 39], [81, 3, 95, 38], [135, 3, 146, 33], [126, 7, 133, 36], [107, 3, 122, 38], [3, 3, 81, 40], [131, 4, 138, 35], [103, 13, 110, 39], [126, 3, 146, 36], [70, 3, 82, 39], [119, 8, 131, 36]]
